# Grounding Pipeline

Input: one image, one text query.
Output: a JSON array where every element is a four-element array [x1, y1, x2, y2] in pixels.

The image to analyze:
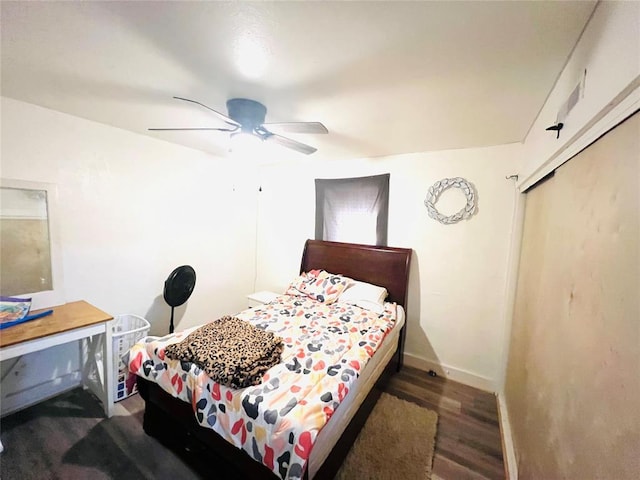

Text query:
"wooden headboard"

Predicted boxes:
[[300, 239, 412, 308]]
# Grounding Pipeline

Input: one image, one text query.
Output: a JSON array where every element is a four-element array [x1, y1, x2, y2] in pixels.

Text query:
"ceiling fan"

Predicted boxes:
[[149, 97, 328, 155]]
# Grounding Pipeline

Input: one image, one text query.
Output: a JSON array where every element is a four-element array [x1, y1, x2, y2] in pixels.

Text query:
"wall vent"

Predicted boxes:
[[557, 69, 587, 124]]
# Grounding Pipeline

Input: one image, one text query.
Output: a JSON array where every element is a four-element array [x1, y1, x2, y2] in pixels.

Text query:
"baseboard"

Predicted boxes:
[[402, 353, 495, 392], [497, 392, 518, 480]]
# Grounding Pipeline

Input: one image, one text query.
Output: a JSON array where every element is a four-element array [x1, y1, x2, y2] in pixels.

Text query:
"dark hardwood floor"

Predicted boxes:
[[0, 365, 505, 480], [384, 365, 506, 480]]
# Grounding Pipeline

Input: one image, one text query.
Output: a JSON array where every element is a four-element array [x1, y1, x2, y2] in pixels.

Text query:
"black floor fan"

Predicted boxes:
[[163, 265, 196, 334]]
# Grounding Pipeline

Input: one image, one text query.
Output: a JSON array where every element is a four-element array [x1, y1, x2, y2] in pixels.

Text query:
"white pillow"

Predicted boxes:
[[338, 280, 388, 313]]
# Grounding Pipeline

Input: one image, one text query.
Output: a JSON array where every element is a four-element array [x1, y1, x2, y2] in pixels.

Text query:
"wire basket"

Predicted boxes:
[[112, 314, 150, 402]]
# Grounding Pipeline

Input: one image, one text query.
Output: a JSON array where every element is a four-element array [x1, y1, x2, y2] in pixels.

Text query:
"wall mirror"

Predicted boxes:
[[0, 179, 65, 310]]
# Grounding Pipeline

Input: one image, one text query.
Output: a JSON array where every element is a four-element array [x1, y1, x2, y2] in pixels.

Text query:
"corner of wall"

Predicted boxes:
[[403, 352, 496, 393], [496, 189, 527, 394]]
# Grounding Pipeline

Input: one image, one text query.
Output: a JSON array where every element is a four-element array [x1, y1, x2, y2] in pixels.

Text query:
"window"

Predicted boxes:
[[314, 173, 389, 246]]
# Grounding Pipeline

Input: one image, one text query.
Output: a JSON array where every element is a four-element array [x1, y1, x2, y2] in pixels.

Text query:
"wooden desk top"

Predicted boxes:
[[0, 300, 113, 348]]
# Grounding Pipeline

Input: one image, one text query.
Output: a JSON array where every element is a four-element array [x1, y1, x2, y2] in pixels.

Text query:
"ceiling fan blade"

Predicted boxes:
[[173, 96, 241, 128], [262, 122, 328, 134], [149, 127, 238, 132], [264, 132, 318, 155]]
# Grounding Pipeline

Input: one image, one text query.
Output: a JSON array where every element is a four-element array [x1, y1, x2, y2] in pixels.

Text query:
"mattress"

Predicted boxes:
[[308, 305, 404, 477]]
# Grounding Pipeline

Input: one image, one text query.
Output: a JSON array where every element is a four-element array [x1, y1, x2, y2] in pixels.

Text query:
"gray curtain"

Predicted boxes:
[[315, 173, 389, 246]]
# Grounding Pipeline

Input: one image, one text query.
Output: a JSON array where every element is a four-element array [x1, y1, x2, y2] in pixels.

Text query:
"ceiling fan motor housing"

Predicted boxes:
[[226, 98, 267, 132]]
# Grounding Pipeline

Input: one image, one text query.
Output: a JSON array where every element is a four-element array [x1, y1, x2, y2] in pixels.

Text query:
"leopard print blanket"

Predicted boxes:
[[164, 316, 284, 389]]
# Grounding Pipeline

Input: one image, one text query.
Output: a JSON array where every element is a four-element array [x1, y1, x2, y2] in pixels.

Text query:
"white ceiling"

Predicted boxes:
[[1, 1, 597, 162]]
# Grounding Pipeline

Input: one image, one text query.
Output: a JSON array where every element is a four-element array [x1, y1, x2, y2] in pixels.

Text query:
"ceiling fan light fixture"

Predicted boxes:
[[230, 131, 263, 157]]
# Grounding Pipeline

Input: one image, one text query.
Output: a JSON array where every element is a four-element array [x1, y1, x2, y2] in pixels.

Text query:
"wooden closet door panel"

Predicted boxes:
[[505, 113, 639, 480]]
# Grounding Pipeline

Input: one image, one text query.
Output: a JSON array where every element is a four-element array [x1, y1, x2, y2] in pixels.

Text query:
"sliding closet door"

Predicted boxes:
[[505, 113, 639, 479]]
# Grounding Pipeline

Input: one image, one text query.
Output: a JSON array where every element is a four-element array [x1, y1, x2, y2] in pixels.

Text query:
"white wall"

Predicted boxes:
[[255, 144, 523, 391], [1, 97, 258, 329], [1, 97, 258, 413]]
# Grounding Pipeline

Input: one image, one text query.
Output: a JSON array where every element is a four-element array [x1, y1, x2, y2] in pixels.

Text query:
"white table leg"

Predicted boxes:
[[81, 322, 114, 418]]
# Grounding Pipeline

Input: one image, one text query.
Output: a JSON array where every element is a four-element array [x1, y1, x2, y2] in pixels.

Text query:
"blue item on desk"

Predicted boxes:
[[0, 309, 54, 330]]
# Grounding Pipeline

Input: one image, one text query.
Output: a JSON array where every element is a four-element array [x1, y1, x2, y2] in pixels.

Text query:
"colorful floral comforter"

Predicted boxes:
[[127, 295, 399, 479]]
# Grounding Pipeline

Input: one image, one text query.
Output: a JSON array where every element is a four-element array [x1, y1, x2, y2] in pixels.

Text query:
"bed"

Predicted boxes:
[[132, 239, 412, 479]]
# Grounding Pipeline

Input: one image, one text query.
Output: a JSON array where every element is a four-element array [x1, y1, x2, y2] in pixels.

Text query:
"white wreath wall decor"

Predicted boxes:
[[424, 177, 477, 224]]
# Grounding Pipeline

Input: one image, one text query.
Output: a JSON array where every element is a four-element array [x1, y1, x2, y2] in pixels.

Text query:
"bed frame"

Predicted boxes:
[[137, 239, 412, 479]]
